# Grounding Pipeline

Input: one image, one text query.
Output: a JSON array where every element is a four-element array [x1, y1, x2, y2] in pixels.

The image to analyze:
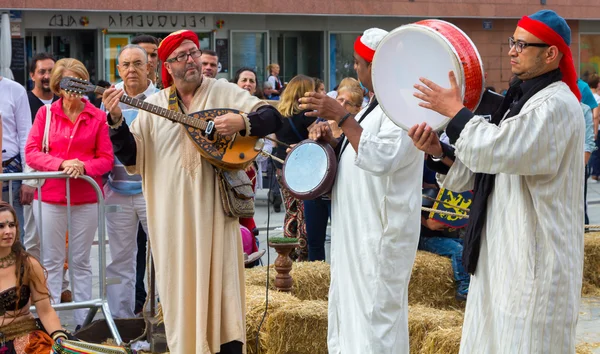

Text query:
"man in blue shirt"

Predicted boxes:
[[101, 44, 158, 318]]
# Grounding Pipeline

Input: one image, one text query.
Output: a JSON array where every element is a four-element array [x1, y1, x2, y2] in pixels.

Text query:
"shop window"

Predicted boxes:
[[104, 32, 211, 83], [329, 32, 360, 91], [581, 34, 600, 80], [231, 31, 267, 83]]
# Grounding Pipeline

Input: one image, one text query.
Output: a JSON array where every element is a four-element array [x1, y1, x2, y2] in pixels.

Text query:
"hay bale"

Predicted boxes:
[[264, 300, 328, 354], [245, 261, 330, 301], [409, 251, 464, 310], [408, 305, 464, 353], [584, 234, 600, 288], [582, 280, 600, 297], [420, 326, 462, 354], [245, 285, 301, 354]]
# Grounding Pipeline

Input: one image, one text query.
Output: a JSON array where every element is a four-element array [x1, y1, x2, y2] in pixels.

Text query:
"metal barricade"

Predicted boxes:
[[1, 171, 122, 344]]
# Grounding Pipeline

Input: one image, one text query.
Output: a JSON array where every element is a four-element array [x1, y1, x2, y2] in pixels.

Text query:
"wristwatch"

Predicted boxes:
[[430, 151, 445, 162]]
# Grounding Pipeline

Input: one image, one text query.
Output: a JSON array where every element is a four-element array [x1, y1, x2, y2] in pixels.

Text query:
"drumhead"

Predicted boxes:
[[372, 24, 463, 131], [282, 140, 335, 200]]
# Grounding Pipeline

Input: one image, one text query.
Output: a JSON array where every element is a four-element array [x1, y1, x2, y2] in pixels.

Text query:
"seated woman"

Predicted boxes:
[[0, 201, 69, 353]]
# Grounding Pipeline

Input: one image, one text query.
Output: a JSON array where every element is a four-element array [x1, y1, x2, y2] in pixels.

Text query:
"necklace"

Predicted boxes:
[[0, 252, 16, 269]]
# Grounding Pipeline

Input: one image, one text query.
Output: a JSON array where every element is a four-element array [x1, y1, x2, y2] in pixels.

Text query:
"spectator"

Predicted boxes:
[[200, 49, 219, 78], [0, 75, 32, 240], [304, 83, 362, 261], [274, 75, 316, 261], [266, 63, 283, 96], [131, 34, 160, 87], [25, 58, 114, 328]]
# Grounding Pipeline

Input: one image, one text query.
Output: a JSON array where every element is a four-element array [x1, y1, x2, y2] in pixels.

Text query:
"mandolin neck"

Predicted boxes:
[[93, 86, 207, 130]]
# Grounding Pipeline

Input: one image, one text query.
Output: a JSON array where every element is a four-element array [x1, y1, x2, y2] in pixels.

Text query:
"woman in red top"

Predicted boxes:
[[25, 58, 113, 327]]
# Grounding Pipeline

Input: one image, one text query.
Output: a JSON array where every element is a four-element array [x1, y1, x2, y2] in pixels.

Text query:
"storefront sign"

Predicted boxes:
[[24, 11, 213, 30]]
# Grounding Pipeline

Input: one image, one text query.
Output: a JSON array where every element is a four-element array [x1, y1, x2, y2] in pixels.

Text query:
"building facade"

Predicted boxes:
[[3, 0, 600, 92]]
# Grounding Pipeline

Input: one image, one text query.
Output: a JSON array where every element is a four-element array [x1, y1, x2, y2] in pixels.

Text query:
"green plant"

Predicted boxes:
[[268, 237, 299, 244]]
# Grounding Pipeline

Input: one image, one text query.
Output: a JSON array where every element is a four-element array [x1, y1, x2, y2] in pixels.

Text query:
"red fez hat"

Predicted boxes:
[[158, 30, 199, 88]]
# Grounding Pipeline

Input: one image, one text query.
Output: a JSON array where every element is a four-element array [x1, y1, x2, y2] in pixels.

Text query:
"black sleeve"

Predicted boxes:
[[107, 113, 137, 166], [247, 105, 283, 137], [445, 107, 474, 145], [425, 142, 456, 175]]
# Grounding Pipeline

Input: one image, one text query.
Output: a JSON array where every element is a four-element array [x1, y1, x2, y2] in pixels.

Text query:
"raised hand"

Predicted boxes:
[[413, 71, 464, 118]]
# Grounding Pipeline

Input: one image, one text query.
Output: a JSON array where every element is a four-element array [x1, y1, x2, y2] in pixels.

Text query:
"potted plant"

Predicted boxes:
[[268, 237, 299, 292]]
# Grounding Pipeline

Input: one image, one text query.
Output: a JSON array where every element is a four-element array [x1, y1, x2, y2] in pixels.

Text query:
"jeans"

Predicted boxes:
[[418, 236, 470, 295], [303, 198, 331, 261], [2, 180, 25, 242]]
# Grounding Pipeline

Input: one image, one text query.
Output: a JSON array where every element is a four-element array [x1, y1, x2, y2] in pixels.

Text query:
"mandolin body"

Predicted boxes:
[[185, 109, 259, 170]]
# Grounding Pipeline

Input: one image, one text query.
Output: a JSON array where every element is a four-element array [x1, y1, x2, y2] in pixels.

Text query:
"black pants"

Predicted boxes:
[[585, 165, 590, 225], [218, 341, 243, 354], [135, 223, 147, 313]]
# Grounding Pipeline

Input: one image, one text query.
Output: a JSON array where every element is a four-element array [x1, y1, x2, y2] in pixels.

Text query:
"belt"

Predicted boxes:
[[2, 156, 17, 168]]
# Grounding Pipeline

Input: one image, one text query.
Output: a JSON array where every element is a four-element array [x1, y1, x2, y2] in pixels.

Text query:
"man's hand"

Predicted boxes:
[[102, 87, 124, 123], [408, 123, 443, 157], [214, 113, 246, 136], [308, 121, 334, 143], [426, 218, 446, 231], [413, 71, 465, 118], [60, 159, 85, 179], [298, 92, 348, 121], [20, 185, 35, 205]]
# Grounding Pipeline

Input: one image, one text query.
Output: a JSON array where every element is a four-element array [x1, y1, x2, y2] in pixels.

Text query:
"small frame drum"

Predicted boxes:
[[281, 140, 338, 200], [372, 19, 485, 131]]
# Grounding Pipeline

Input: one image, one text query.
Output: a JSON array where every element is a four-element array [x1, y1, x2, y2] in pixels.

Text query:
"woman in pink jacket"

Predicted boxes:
[[25, 58, 113, 327]]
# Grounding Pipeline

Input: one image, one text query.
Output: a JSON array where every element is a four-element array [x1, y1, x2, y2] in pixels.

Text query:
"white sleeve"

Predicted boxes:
[[454, 97, 581, 176], [15, 87, 32, 162], [354, 115, 422, 176]]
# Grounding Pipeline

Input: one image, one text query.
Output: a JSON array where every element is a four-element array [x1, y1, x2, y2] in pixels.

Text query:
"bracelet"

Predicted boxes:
[[337, 112, 352, 127], [51, 329, 69, 342], [430, 151, 445, 162]]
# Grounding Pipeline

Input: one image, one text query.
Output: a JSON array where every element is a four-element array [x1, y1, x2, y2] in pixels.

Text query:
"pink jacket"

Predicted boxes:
[[25, 98, 114, 205]]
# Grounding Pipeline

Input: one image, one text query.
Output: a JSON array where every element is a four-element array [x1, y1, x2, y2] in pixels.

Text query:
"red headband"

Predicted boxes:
[[158, 30, 199, 88], [354, 36, 376, 63], [517, 16, 581, 101]]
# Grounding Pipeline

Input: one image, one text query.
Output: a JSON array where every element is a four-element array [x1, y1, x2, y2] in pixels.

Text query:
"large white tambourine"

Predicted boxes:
[[372, 21, 485, 132]]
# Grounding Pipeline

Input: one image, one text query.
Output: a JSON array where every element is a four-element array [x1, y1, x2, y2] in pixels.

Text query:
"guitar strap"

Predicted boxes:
[[168, 85, 182, 113]]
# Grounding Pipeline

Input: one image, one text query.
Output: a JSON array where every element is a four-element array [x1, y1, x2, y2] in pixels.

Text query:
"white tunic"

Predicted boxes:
[[442, 82, 585, 354], [327, 104, 424, 353]]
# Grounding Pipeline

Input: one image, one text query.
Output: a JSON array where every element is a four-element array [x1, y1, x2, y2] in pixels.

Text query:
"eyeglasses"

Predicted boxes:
[[36, 69, 52, 75], [166, 49, 202, 63], [336, 98, 360, 108], [508, 37, 549, 53], [119, 61, 145, 70]]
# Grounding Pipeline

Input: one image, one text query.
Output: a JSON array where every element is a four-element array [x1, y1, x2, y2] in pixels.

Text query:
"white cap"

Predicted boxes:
[[360, 28, 389, 51]]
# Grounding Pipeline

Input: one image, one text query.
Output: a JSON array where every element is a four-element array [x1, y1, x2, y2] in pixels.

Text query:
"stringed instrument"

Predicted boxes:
[[59, 77, 263, 170]]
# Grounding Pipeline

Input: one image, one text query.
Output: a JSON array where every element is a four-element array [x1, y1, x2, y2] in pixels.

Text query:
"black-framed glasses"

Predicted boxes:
[[508, 37, 549, 53], [166, 49, 202, 63]]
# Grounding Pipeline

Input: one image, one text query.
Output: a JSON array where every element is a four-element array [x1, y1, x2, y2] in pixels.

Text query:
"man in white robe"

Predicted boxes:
[[103, 30, 282, 354], [409, 10, 584, 353], [300, 28, 424, 353]]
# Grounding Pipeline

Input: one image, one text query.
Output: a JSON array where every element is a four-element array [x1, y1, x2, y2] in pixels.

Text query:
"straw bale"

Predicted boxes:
[[419, 326, 462, 354], [264, 300, 328, 354], [408, 305, 464, 353], [584, 234, 600, 288], [245, 261, 330, 301], [576, 342, 600, 354], [409, 251, 464, 310], [582, 280, 600, 297], [245, 285, 301, 354]]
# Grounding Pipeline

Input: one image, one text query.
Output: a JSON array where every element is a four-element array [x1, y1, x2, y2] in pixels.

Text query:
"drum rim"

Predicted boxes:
[[430, 20, 485, 113], [371, 23, 463, 132], [281, 139, 337, 200]]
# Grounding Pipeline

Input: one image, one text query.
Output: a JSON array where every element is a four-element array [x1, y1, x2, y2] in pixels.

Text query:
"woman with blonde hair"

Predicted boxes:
[[274, 75, 316, 261], [266, 63, 283, 96], [25, 58, 113, 328]]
